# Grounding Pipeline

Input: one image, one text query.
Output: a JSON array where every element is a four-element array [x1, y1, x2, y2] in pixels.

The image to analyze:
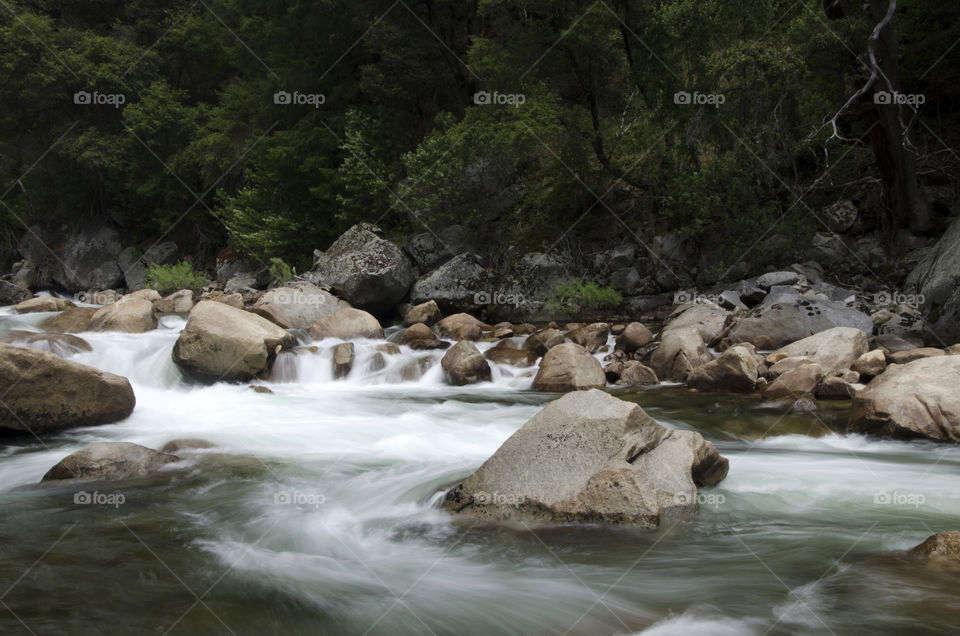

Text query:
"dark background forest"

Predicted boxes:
[[1, 0, 958, 283]]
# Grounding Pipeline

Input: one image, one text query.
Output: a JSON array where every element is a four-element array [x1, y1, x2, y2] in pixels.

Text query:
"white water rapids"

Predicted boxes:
[[1, 306, 959, 635]]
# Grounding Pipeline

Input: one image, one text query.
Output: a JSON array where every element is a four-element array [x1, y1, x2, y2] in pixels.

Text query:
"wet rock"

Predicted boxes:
[[523, 328, 565, 356], [41, 442, 178, 482], [404, 300, 442, 327], [332, 342, 355, 379], [849, 356, 960, 442], [42, 306, 98, 333], [0, 331, 92, 358], [436, 313, 489, 341], [441, 341, 492, 386], [153, 289, 195, 314], [649, 327, 712, 383], [532, 343, 605, 392], [762, 363, 824, 402], [886, 347, 944, 365], [568, 322, 610, 352], [909, 531, 960, 569], [0, 343, 135, 434], [88, 295, 157, 333], [615, 361, 659, 387], [687, 345, 759, 393], [173, 301, 296, 383], [851, 350, 886, 378], [251, 282, 347, 329], [160, 439, 216, 453], [442, 390, 729, 527], [773, 327, 868, 375], [308, 307, 384, 341], [13, 296, 75, 314], [728, 288, 872, 349]]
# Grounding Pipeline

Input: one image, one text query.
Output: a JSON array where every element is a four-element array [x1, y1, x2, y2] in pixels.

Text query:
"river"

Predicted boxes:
[[1, 306, 958, 635]]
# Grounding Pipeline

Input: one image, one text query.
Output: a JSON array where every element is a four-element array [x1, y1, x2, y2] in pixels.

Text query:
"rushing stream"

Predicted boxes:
[[1, 305, 959, 635]]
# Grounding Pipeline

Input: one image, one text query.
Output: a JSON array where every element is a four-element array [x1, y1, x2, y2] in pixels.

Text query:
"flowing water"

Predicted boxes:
[[1, 306, 959, 635]]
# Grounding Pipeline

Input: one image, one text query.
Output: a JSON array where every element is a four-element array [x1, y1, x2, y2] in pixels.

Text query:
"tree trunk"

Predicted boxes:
[[866, 0, 933, 234]]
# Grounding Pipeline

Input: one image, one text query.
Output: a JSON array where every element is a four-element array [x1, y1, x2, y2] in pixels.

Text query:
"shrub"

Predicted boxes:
[[544, 279, 622, 315], [269, 257, 293, 285], [144, 261, 209, 295]]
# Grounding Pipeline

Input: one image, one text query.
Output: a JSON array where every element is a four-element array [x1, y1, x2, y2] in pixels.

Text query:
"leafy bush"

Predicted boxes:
[[145, 261, 209, 295], [544, 279, 622, 315], [269, 257, 293, 285]]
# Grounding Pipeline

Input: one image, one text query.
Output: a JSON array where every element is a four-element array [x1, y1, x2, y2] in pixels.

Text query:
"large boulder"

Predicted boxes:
[[14, 296, 75, 314], [118, 242, 179, 291], [309, 307, 384, 340], [532, 343, 605, 392], [41, 442, 178, 482], [17, 225, 126, 292], [849, 356, 960, 442], [687, 345, 759, 393], [442, 390, 729, 527], [251, 282, 347, 329], [307, 223, 414, 313], [441, 341, 492, 386], [409, 253, 492, 314], [0, 280, 32, 306], [649, 327, 712, 383], [0, 343, 135, 434], [88, 295, 157, 333], [772, 327, 869, 374], [173, 301, 296, 383], [727, 287, 872, 349]]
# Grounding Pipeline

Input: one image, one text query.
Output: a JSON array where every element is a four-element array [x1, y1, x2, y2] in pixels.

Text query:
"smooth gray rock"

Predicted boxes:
[[42, 442, 178, 482], [409, 253, 492, 314], [442, 390, 728, 527]]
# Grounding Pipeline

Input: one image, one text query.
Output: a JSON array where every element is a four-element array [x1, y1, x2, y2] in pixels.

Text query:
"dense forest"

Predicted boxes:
[[1, 0, 957, 277]]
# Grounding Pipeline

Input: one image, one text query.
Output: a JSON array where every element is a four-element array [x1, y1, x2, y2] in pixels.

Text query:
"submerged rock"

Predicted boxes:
[[173, 301, 296, 383], [42, 442, 179, 482], [909, 531, 960, 570], [0, 343, 135, 435], [442, 390, 728, 527]]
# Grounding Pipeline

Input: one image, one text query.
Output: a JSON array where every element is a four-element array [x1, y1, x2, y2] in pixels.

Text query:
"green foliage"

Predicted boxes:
[[545, 279, 622, 315], [268, 257, 293, 285], [145, 261, 209, 295]]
